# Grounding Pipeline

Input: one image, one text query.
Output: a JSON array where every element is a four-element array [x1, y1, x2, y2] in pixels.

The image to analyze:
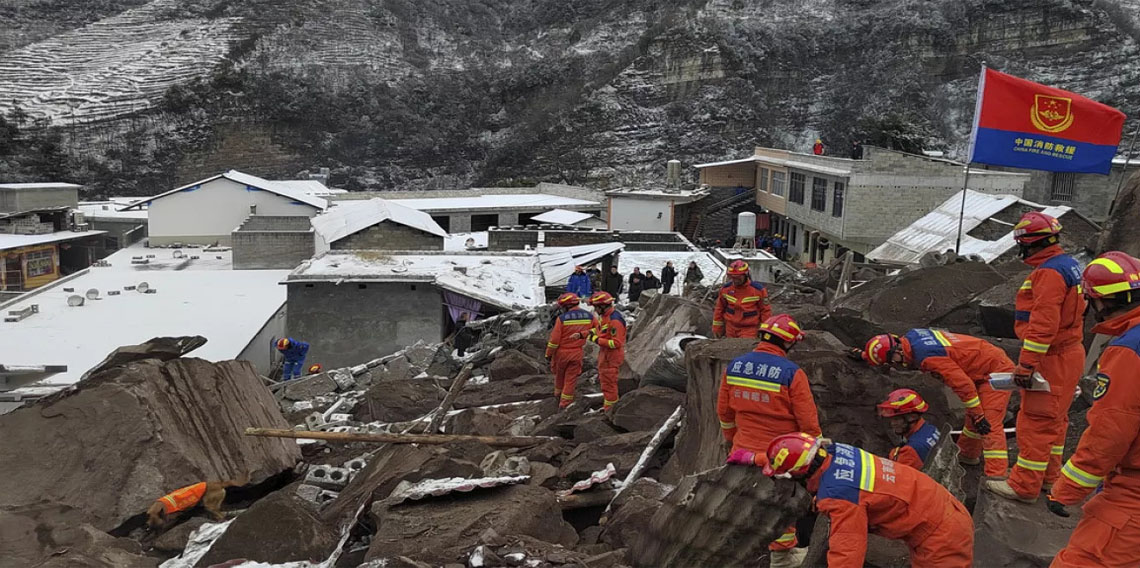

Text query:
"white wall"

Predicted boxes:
[[609, 197, 672, 232], [148, 178, 321, 245], [237, 302, 287, 375]]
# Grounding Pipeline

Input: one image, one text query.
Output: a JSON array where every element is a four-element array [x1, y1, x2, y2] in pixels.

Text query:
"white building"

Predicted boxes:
[[605, 187, 709, 232], [120, 170, 329, 245]]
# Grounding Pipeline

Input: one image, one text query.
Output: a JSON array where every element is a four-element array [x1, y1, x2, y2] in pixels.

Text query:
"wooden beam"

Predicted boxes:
[[244, 427, 557, 448]]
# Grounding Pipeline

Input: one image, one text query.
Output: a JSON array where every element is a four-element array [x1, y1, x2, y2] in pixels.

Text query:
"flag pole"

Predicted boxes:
[[1108, 124, 1140, 216], [955, 163, 973, 254]]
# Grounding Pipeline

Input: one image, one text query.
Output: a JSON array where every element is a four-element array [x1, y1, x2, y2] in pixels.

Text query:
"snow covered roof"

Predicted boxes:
[[444, 232, 489, 251], [389, 194, 600, 212], [0, 245, 288, 394], [288, 251, 546, 310], [694, 154, 853, 176], [119, 170, 329, 211], [531, 209, 595, 226], [0, 182, 82, 190], [616, 251, 726, 287], [275, 179, 347, 197], [539, 243, 624, 284], [866, 190, 1080, 265], [312, 199, 448, 243], [0, 230, 107, 251], [78, 201, 149, 220]]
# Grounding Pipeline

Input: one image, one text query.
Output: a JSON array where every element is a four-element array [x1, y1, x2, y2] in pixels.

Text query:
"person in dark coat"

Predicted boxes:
[[851, 140, 864, 160], [452, 312, 478, 356], [684, 261, 704, 294], [661, 261, 678, 294], [643, 270, 661, 292], [602, 265, 624, 298], [587, 265, 602, 292], [627, 267, 645, 302]]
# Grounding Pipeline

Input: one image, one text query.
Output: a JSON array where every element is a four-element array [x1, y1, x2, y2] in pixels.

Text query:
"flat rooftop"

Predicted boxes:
[[389, 194, 601, 213], [0, 244, 289, 394], [0, 230, 107, 251], [0, 183, 82, 190], [78, 201, 149, 220]]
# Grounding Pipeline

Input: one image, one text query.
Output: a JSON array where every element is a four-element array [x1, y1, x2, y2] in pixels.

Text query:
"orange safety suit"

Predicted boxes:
[[546, 308, 596, 407], [593, 306, 627, 409], [810, 444, 974, 568], [888, 418, 941, 471], [712, 279, 771, 338], [157, 482, 208, 515], [900, 328, 1014, 476], [1050, 305, 1140, 568], [1009, 245, 1087, 497], [717, 341, 820, 550]]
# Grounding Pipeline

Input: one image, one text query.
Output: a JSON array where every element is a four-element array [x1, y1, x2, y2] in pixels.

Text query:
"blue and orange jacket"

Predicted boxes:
[[899, 328, 1013, 422], [545, 308, 596, 358], [1053, 305, 1140, 507], [1015, 245, 1086, 367], [592, 307, 627, 361], [888, 418, 940, 471], [712, 278, 771, 334], [809, 443, 968, 567], [280, 339, 309, 363], [716, 342, 820, 455]]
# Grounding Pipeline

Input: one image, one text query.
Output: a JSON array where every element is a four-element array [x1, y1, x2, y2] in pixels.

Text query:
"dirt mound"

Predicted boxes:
[[0, 346, 300, 533], [0, 504, 157, 568]]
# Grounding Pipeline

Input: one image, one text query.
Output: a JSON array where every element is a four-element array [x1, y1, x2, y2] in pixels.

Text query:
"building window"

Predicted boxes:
[[790, 225, 797, 246], [789, 173, 805, 204], [771, 171, 786, 197], [1051, 173, 1076, 202], [25, 249, 53, 278], [759, 167, 770, 193], [832, 182, 845, 217], [811, 178, 827, 211]]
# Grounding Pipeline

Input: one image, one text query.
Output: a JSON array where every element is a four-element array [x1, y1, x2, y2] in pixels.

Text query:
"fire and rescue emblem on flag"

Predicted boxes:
[[1032, 95, 1074, 133]]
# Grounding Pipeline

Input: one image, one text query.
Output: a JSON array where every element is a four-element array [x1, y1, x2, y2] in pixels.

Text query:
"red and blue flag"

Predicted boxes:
[[968, 68, 1126, 174]]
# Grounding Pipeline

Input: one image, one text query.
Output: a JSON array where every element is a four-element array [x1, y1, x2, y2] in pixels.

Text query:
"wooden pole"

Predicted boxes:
[[423, 347, 494, 434], [603, 405, 684, 518], [558, 489, 618, 510], [244, 427, 558, 448]]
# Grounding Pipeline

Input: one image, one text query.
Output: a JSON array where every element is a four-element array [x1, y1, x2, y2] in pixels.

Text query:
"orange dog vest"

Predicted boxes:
[[157, 482, 207, 515]]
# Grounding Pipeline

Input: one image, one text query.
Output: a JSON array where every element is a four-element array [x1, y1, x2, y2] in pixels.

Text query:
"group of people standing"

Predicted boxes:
[[566, 260, 708, 303], [755, 231, 788, 260]]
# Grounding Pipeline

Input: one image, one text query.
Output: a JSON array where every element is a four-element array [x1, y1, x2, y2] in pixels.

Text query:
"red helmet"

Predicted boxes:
[[877, 388, 929, 417], [276, 338, 291, 351], [1082, 251, 1140, 300], [307, 363, 323, 375], [1013, 211, 1062, 245], [587, 291, 615, 307], [862, 334, 901, 367], [727, 260, 749, 276], [557, 292, 581, 308], [759, 314, 804, 345], [763, 432, 826, 478]]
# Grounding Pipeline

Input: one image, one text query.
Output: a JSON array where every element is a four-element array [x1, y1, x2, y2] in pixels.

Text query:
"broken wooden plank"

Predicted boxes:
[[558, 489, 618, 510], [244, 427, 557, 448], [423, 347, 495, 434], [604, 405, 684, 516]]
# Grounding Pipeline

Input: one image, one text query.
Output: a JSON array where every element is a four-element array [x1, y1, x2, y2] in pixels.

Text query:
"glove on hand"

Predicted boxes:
[[1046, 494, 1070, 518], [972, 415, 993, 437], [1013, 364, 1036, 389], [726, 448, 757, 466], [846, 347, 866, 362]]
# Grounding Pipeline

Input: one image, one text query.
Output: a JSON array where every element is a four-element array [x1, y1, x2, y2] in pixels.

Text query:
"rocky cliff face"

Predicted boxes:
[[1, 0, 1137, 195]]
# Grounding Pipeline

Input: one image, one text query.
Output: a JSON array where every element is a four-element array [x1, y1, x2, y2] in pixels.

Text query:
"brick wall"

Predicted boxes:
[[331, 221, 444, 251], [699, 162, 756, 188], [1008, 164, 1138, 223], [0, 187, 79, 213], [232, 215, 315, 269]]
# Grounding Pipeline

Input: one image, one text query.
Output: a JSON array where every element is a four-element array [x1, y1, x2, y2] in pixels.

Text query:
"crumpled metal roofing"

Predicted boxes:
[[386, 475, 529, 505]]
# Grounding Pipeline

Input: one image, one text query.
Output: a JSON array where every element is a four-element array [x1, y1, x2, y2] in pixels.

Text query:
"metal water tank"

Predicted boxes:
[[737, 212, 757, 240]]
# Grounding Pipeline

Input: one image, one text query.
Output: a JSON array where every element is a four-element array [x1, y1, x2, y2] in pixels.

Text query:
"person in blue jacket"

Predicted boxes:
[[276, 337, 310, 380], [567, 265, 592, 299]]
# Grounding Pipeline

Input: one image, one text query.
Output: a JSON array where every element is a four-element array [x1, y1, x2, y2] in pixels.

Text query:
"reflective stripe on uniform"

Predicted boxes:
[[712, 320, 724, 326], [984, 450, 1009, 459], [1023, 339, 1050, 354], [719, 420, 737, 430], [1016, 456, 1048, 472], [603, 398, 617, 408], [1020, 280, 1032, 290], [741, 296, 761, 302], [859, 450, 877, 492], [560, 394, 575, 400], [1061, 461, 1104, 488], [773, 531, 796, 544], [562, 319, 593, 325], [960, 427, 982, 440], [161, 495, 179, 511], [724, 296, 738, 304], [607, 339, 617, 349], [726, 375, 783, 392], [547, 342, 558, 348], [931, 330, 953, 346], [963, 396, 981, 408], [1052, 445, 1065, 456]]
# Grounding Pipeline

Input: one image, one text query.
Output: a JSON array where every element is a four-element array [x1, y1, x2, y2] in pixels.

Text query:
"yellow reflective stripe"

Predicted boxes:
[[1023, 340, 1050, 354], [560, 394, 575, 400], [1090, 257, 1126, 274], [859, 450, 876, 492], [726, 375, 783, 392], [1093, 281, 1136, 296], [603, 398, 617, 408], [1052, 445, 1065, 456], [724, 296, 738, 304], [984, 450, 1009, 459], [161, 495, 178, 510], [1020, 280, 1033, 290], [547, 342, 559, 348], [932, 330, 953, 347], [607, 340, 617, 349], [963, 396, 981, 408], [1016, 456, 1048, 472], [960, 427, 982, 440], [1061, 461, 1103, 488], [562, 319, 593, 325], [719, 420, 736, 429], [712, 320, 724, 326], [773, 532, 796, 544], [741, 296, 761, 302]]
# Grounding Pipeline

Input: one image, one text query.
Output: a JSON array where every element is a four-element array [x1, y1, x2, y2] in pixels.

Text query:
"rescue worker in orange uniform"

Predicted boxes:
[[546, 292, 596, 409], [862, 329, 1013, 477], [712, 260, 771, 338], [586, 291, 625, 411], [719, 314, 820, 568], [761, 432, 974, 568], [1046, 252, 1140, 567], [987, 212, 1087, 502], [877, 389, 940, 471]]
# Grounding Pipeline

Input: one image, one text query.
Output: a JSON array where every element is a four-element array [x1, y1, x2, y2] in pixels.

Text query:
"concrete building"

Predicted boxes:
[[313, 199, 447, 252], [988, 157, 1140, 223], [232, 216, 316, 270], [696, 146, 1030, 264], [0, 244, 288, 403], [385, 193, 603, 233], [78, 199, 148, 249], [0, 185, 106, 291], [119, 170, 328, 246], [488, 227, 697, 252], [605, 187, 709, 232], [0, 183, 80, 213]]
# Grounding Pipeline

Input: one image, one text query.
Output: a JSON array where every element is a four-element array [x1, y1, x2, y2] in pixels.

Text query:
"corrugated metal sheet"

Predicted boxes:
[[531, 208, 594, 226], [866, 190, 1073, 265], [538, 242, 624, 284], [312, 198, 448, 243]]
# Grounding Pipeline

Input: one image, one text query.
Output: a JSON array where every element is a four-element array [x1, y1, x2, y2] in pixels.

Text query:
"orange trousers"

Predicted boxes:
[[907, 498, 974, 567], [1009, 343, 1085, 497], [725, 324, 758, 339], [552, 349, 584, 407], [958, 382, 1013, 477], [1052, 474, 1140, 568], [599, 350, 622, 409]]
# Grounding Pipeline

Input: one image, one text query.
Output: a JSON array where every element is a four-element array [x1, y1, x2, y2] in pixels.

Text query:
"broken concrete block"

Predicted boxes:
[[196, 484, 341, 566], [972, 487, 1080, 566], [447, 407, 515, 437], [559, 431, 655, 481], [480, 450, 531, 477], [487, 350, 546, 381], [526, 462, 559, 488], [356, 379, 447, 423], [455, 374, 556, 409], [304, 412, 326, 431], [281, 374, 339, 401], [295, 483, 323, 505], [330, 369, 356, 391], [343, 456, 369, 473], [305, 465, 352, 491], [609, 385, 685, 433]]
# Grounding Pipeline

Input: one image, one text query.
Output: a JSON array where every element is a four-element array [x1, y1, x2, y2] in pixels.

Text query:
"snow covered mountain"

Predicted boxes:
[[1, 0, 1138, 195]]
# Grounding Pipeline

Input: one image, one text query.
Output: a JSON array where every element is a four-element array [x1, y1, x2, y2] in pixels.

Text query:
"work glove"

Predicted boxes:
[[726, 448, 757, 466], [846, 347, 865, 362], [586, 330, 599, 344], [1046, 494, 1070, 518], [971, 414, 992, 437], [1013, 364, 1036, 389]]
